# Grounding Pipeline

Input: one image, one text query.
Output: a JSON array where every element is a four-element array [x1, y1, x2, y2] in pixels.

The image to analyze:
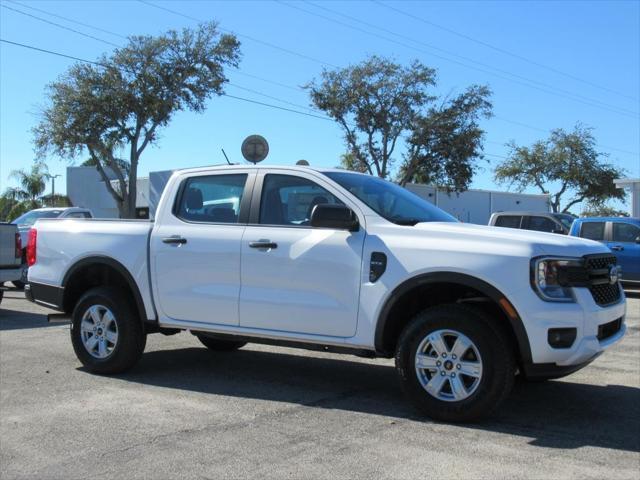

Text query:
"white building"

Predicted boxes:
[[614, 178, 640, 217], [67, 166, 551, 224]]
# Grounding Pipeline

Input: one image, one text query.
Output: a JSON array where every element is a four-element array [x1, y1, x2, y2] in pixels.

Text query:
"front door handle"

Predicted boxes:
[[610, 245, 624, 251], [162, 236, 187, 245], [249, 240, 278, 250]]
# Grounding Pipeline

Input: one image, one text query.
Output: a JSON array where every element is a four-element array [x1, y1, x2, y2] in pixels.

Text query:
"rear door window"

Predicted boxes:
[[579, 222, 605, 241], [176, 174, 248, 224], [494, 215, 522, 229], [527, 216, 558, 233]]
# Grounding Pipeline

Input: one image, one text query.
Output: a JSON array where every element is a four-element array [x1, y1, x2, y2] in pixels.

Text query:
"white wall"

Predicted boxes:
[[67, 167, 119, 218], [67, 167, 150, 219]]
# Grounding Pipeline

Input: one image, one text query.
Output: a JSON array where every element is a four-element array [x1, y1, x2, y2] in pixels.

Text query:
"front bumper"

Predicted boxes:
[[522, 355, 600, 380], [512, 283, 627, 371]]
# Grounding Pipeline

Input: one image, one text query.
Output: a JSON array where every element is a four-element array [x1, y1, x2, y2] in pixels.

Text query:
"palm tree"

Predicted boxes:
[[1, 162, 49, 220], [10, 162, 49, 204]]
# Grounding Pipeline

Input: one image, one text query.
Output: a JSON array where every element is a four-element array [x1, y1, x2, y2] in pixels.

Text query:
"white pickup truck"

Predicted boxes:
[[26, 165, 627, 421]]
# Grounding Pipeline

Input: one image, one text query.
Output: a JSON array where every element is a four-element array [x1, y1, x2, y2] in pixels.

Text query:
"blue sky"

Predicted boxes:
[[1, 0, 639, 212]]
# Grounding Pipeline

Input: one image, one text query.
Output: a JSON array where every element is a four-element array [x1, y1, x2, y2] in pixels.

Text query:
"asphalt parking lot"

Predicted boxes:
[[1, 289, 639, 479]]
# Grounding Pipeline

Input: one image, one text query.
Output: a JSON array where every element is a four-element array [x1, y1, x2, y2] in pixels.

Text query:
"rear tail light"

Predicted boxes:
[[26, 229, 37, 266], [14, 232, 22, 259]]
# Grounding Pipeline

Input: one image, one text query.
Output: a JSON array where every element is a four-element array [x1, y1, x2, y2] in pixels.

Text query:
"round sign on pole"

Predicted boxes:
[[241, 135, 269, 164]]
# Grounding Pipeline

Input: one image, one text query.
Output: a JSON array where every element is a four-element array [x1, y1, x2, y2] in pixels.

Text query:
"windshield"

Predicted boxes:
[[553, 213, 576, 230], [324, 172, 457, 225], [12, 210, 63, 226]]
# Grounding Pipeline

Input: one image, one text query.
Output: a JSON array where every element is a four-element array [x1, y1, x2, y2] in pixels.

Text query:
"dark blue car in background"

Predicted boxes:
[[569, 217, 640, 287]]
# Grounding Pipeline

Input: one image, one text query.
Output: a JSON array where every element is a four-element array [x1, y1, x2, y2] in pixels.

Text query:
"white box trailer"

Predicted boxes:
[[404, 184, 550, 224]]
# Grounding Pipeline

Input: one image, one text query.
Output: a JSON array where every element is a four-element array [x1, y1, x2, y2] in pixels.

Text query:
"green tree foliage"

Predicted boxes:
[[307, 56, 492, 189], [0, 163, 72, 221], [34, 23, 241, 218], [1, 163, 48, 220], [0, 189, 21, 221], [494, 125, 626, 213], [338, 152, 368, 173], [580, 203, 630, 218]]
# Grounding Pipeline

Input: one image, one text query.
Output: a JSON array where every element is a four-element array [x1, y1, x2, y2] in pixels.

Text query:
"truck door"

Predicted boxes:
[[239, 172, 365, 337], [607, 221, 640, 282], [150, 171, 254, 326]]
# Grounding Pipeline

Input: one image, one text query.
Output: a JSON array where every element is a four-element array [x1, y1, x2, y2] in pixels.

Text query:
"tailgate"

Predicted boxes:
[[0, 224, 20, 268]]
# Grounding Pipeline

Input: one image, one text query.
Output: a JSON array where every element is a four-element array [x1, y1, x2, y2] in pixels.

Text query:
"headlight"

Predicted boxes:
[[531, 257, 583, 302]]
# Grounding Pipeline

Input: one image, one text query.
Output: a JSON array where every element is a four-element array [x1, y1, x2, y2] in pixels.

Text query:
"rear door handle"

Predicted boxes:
[[610, 245, 624, 251], [162, 236, 187, 245], [249, 240, 278, 249]]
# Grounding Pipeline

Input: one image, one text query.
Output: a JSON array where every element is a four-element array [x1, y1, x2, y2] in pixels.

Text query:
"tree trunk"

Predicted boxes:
[[125, 157, 138, 219]]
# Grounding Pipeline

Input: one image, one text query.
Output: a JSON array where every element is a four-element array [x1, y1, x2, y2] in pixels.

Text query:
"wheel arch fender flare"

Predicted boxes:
[[374, 271, 532, 363], [61, 256, 150, 324]]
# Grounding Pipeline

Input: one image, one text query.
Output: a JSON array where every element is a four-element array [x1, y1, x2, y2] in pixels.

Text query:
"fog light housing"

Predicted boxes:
[[548, 328, 577, 349]]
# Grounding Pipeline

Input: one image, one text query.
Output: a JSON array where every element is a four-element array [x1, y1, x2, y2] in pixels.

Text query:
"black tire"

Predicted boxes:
[[196, 334, 246, 352], [70, 287, 146, 374], [0, 289, 4, 305], [12, 281, 25, 290], [395, 304, 516, 422]]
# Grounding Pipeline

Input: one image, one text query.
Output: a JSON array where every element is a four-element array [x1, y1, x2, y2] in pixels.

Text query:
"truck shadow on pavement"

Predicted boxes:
[[116, 345, 640, 453], [0, 308, 57, 331]]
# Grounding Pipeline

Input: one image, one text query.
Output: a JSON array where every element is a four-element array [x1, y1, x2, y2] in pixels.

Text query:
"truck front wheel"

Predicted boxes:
[[395, 304, 515, 422], [70, 287, 146, 374]]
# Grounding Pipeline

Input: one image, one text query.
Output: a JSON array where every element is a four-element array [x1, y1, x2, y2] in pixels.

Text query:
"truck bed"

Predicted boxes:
[[27, 219, 155, 318]]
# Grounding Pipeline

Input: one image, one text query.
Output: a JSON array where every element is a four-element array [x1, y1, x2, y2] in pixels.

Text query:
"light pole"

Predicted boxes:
[[45, 174, 61, 207]]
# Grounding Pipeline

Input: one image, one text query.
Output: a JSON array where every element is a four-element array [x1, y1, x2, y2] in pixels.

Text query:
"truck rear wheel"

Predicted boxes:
[[196, 334, 246, 352], [395, 304, 515, 422], [70, 287, 146, 374]]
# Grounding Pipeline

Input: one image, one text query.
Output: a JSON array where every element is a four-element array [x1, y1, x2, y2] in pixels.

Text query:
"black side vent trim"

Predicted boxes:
[[370, 252, 387, 283]]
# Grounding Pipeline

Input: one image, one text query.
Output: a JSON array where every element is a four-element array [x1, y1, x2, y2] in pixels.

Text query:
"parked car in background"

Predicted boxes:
[[569, 217, 640, 287], [11, 207, 93, 288], [0, 222, 22, 304], [488, 211, 576, 234], [26, 165, 627, 422]]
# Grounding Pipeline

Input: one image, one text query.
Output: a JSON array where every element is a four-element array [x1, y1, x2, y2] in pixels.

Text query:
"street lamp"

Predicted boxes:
[[45, 174, 61, 207]]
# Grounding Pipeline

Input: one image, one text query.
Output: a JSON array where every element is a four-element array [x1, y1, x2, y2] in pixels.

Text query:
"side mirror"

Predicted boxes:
[[310, 204, 359, 231], [635, 236, 640, 244]]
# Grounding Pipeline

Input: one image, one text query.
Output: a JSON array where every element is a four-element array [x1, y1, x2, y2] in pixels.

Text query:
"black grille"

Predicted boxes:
[[597, 317, 622, 341], [585, 255, 621, 306]]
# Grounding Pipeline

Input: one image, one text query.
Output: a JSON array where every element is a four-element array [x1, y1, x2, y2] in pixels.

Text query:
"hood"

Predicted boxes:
[[411, 222, 609, 258]]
